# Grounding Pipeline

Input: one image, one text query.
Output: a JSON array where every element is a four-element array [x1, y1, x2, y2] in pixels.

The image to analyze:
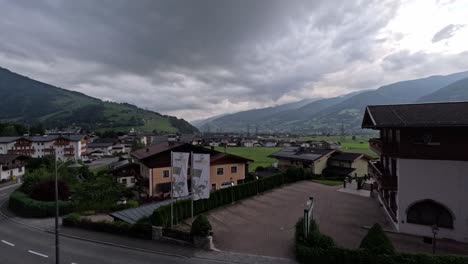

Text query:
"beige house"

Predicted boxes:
[[270, 147, 370, 177], [131, 142, 251, 199]]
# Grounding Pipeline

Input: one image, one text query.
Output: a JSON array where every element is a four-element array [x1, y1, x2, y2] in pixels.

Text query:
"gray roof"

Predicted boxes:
[[110, 200, 173, 224], [0, 137, 20, 143], [269, 147, 335, 162], [0, 135, 85, 143], [362, 102, 468, 128], [87, 142, 114, 148]]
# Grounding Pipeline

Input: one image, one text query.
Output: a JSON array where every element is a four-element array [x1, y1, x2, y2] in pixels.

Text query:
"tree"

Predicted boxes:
[[191, 215, 212, 237], [71, 173, 127, 212], [31, 180, 70, 201], [360, 223, 395, 255]]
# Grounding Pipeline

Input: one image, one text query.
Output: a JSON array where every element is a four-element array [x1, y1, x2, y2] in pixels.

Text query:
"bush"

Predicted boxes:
[[191, 215, 212, 237], [295, 218, 335, 250], [360, 223, 395, 255], [293, 218, 467, 264], [30, 180, 70, 201], [9, 190, 72, 218]]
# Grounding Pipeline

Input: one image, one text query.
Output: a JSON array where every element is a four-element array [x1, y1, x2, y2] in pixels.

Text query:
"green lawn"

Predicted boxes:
[[311, 179, 343, 186], [214, 146, 281, 172], [276, 135, 378, 158]]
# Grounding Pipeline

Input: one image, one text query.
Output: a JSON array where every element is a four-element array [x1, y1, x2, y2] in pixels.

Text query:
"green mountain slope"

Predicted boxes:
[[0, 67, 198, 133], [417, 77, 468, 103], [200, 71, 468, 133]]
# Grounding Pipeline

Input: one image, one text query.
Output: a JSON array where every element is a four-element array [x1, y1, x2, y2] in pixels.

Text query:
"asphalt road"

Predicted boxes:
[[0, 184, 210, 264]]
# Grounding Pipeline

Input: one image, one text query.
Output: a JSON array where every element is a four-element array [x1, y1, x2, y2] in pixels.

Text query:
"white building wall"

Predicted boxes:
[[0, 166, 25, 181], [398, 159, 468, 242]]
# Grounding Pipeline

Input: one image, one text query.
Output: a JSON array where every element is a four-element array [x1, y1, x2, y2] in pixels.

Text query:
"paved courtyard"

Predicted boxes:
[[208, 181, 468, 258]]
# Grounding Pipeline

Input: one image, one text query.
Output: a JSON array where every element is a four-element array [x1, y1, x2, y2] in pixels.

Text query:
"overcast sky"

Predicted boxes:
[[1, 0, 467, 121]]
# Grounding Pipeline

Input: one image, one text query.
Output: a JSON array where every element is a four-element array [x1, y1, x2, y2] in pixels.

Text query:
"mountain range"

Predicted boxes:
[[196, 71, 468, 133], [0, 67, 198, 133]]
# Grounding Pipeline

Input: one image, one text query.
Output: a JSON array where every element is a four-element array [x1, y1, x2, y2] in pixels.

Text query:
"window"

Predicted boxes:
[[162, 170, 170, 178], [407, 200, 453, 229], [231, 166, 237, 173], [211, 183, 216, 190], [122, 178, 127, 184], [217, 168, 224, 175], [18, 166, 22, 172], [131, 178, 135, 183]]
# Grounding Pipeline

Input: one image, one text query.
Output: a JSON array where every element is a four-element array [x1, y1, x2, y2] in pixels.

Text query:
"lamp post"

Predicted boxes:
[[255, 176, 259, 195], [55, 155, 82, 264], [431, 224, 439, 255], [230, 181, 234, 204]]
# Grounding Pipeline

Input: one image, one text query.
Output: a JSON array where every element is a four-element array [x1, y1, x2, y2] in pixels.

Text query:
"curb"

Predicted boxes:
[[0, 199, 190, 259]]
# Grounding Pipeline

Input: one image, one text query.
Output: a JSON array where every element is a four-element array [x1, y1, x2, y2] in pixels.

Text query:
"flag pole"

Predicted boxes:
[[191, 152, 194, 220], [170, 151, 174, 229]]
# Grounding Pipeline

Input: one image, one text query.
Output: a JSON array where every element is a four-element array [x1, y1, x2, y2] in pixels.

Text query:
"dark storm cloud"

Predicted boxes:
[[0, 0, 406, 120], [432, 24, 465, 43]]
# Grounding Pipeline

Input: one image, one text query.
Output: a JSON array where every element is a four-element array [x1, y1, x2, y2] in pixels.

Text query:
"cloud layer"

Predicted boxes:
[[0, 0, 467, 120]]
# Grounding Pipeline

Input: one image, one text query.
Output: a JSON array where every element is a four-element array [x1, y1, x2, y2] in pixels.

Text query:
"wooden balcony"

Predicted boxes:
[[368, 161, 398, 191], [64, 147, 75, 152], [369, 138, 383, 154], [8, 148, 35, 155]]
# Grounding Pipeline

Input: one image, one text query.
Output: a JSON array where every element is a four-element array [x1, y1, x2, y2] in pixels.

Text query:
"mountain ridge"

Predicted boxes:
[[200, 71, 468, 133], [0, 67, 198, 133]]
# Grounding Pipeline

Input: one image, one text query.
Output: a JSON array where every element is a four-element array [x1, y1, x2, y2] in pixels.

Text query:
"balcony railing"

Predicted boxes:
[[64, 147, 75, 152], [369, 138, 383, 154], [368, 161, 398, 191]]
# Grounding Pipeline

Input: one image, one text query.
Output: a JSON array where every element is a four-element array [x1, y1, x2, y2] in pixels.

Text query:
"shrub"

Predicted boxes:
[[9, 190, 72, 218], [62, 213, 80, 225], [294, 218, 468, 264], [359, 223, 395, 255], [191, 215, 212, 237], [31, 180, 70, 201], [255, 166, 265, 172]]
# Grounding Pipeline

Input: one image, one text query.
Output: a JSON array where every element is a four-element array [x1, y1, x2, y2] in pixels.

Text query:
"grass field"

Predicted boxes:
[[276, 135, 377, 158], [214, 146, 281, 172], [213, 136, 377, 172]]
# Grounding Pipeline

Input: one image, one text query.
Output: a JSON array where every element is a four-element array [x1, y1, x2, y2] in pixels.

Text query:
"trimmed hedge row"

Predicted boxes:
[[63, 213, 151, 240], [9, 190, 72, 218], [151, 169, 313, 226], [295, 217, 468, 264]]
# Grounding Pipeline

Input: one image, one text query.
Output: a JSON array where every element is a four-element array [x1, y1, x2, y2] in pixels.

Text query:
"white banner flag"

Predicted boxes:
[[192, 153, 210, 201], [171, 152, 190, 198]]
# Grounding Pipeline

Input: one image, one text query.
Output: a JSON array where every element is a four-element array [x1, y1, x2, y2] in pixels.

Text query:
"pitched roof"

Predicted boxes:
[[269, 147, 335, 162], [323, 166, 356, 177], [131, 142, 184, 160], [362, 102, 468, 129], [0, 135, 86, 143], [0, 154, 27, 164], [0, 137, 20, 143], [329, 152, 364, 162]]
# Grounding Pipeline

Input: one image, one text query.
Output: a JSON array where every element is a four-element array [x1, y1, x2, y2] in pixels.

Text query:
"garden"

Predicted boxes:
[[9, 156, 137, 218]]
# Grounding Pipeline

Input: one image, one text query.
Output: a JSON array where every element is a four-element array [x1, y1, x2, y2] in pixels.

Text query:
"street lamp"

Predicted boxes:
[[55, 156, 82, 264], [255, 176, 259, 195], [230, 181, 235, 204], [431, 224, 439, 255]]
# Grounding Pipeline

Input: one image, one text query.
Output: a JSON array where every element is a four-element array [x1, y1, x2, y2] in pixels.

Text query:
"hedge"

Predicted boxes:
[[9, 190, 72, 218], [63, 213, 151, 240], [151, 170, 314, 226], [295, 217, 468, 264]]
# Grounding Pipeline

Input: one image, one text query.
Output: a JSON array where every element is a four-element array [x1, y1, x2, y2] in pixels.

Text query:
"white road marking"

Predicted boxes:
[[28, 250, 48, 258], [1, 240, 15, 246]]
